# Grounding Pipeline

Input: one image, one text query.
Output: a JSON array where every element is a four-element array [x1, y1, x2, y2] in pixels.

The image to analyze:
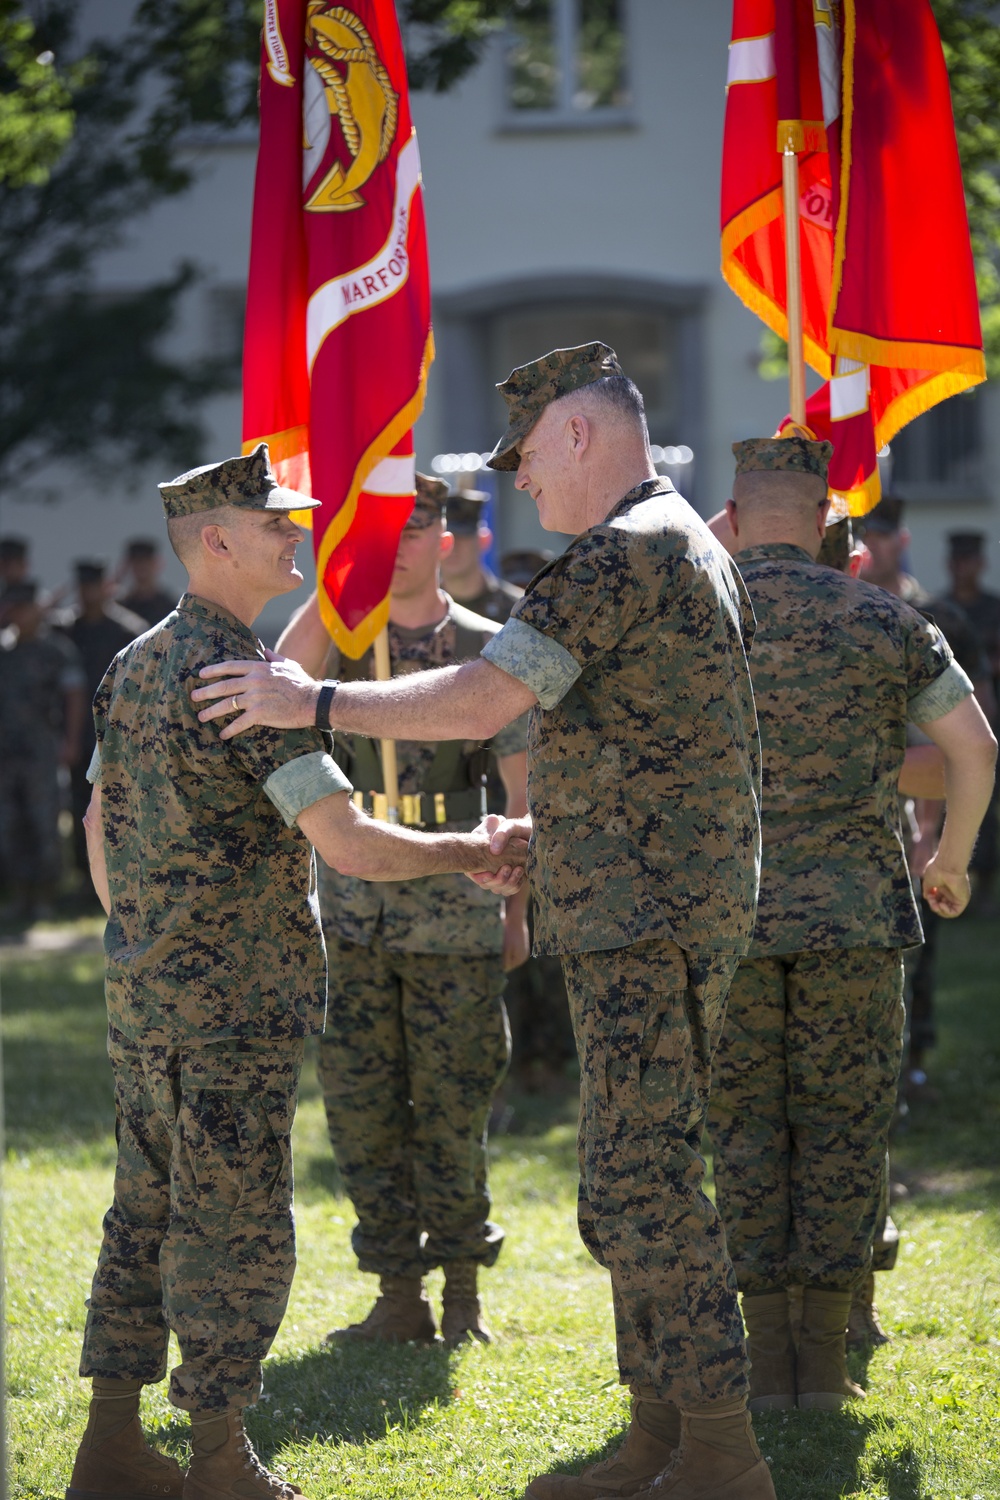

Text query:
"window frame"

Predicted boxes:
[[499, 0, 635, 133]]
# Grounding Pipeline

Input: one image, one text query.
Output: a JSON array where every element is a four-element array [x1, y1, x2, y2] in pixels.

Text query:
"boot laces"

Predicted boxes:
[[236, 1426, 295, 1498]]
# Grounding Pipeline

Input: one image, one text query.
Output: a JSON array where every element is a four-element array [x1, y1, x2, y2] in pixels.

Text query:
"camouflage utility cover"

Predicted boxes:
[[91, 594, 336, 1044], [319, 599, 527, 955], [158, 443, 319, 520], [487, 341, 624, 472], [733, 435, 832, 479], [405, 472, 449, 531], [484, 477, 762, 957], [736, 542, 973, 955]]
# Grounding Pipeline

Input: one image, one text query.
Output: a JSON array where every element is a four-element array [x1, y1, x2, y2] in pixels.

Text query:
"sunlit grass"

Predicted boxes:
[[4, 914, 999, 1498]]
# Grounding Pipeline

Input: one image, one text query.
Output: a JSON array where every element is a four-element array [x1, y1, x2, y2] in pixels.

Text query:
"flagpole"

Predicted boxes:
[[373, 627, 400, 823], [782, 145, 807, 426]]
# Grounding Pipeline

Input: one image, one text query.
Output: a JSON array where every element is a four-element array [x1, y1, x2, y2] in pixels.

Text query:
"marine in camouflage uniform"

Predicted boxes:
[[70, 446, 348, 1500], [442, 485, 523, 623], [707, 437, 977, 1414], [0, 581, 86, 913], [479, 347, 767, 1499], [56, 560, 147, 880], [317, 477, 526, 1346]]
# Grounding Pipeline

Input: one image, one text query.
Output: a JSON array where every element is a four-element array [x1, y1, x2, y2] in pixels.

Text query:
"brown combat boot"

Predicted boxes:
[[324, 1274, 437, 1344], [847, 1273, 891, 1352], [441, 1259, 492, 1347], [184, 1413, 302, 1500], [741, 1291, 796, 1412], [66, 1377, 185, 1500], [615, 1403, 776, 1500], [524, 1396, 678, 1499], [797, 1288, 866, 1409]]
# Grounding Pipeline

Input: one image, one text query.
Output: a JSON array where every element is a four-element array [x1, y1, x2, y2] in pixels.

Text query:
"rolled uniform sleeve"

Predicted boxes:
[[904, 613, 974, 723], [264, 751, 353, 827], [909, 659, 974, 722], [482, 532, 642, 710], [483, 619, 580, 710]]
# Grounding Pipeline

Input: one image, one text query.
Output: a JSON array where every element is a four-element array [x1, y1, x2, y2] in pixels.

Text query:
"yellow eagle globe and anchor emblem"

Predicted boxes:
[[302, 3, 398, 212]]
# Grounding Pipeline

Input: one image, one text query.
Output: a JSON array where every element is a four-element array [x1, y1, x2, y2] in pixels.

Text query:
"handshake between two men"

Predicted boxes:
[[190, 648, 532, 897]]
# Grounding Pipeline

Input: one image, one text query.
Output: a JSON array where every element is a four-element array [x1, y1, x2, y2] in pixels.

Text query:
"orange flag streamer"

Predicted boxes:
[[722, 0, 984, 515], [243, 0, 434, 655]]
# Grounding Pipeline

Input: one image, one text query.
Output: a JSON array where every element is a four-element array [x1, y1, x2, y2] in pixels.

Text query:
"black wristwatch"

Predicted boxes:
[[315, 681, 338, 732]]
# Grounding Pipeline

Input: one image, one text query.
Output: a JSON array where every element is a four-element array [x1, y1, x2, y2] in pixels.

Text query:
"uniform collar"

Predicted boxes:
[[735, 542, 816, 566], [606, 475, 675, 523], [178, 592, 261, 644]]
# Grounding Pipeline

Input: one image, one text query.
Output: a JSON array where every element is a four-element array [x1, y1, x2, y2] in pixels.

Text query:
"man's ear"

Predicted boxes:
[[817, 498, 832, 538], [567, 413, 591, 459], [439, 528, 456, 560], [200, 523, 230, 560]]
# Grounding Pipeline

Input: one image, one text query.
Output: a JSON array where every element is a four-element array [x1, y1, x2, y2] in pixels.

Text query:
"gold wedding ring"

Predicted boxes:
[[231, 695, 240, 712]]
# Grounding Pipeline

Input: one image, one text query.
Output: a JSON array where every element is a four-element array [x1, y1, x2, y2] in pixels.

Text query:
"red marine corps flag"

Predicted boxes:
[[243, 0, 433, 655], [721, 0, 984, 515]]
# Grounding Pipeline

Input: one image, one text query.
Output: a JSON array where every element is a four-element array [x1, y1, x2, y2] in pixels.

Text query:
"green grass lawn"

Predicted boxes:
[[4, 915, 999, 1499]]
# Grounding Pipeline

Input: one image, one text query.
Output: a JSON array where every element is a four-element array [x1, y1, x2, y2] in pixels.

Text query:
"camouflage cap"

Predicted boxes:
[[446, 488, 489, 535], [0, 536, 28, 562], [856, 493, 904, 536], [948, 530, 985, 558], [75, 559, 107, 583], [816, 517, 854, 573], [487, 341, 624, 472], [405, 472, 449, 530], [158, 442, 319, 521], [732, 435, 832, 481]]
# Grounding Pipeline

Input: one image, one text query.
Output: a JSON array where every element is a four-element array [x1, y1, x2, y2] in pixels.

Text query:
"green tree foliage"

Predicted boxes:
[[933, 0, 1000, 374]]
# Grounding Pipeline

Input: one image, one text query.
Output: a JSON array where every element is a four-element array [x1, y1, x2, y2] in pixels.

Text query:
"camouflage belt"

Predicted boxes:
[[350, 788, 485, 825]]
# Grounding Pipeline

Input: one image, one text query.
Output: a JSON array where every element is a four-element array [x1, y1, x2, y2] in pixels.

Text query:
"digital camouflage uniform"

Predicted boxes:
[[318, 598, 526, 1276], [82, 448, 350, 1414], [0, 624, 84, 888], [708, 484, 973, 1295], [484, 424, 761, 1405]]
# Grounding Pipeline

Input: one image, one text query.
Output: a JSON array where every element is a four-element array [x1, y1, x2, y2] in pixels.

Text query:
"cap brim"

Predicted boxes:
[[258, 486, 321, 511], [486, 429, 523, 472]]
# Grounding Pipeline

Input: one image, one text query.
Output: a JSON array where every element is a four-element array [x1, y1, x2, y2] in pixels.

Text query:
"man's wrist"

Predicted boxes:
[[314, 680, 338, 731]]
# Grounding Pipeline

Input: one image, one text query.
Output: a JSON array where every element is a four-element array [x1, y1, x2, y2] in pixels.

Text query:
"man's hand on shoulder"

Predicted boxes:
[[191, 650, 321, 739]]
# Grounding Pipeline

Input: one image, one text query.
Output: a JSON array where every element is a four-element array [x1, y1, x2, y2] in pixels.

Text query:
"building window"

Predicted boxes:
[[890, 390, 985, 501], [506, 0, 630, 122]]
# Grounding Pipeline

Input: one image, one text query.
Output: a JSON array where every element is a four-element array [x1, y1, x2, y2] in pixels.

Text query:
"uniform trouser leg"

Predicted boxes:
[[81, 1029, 303, 1412], [710, 948, 904, 1293], [563, 939, 747, 1407], [708, 960, 790, 1293], [318, 933, 510, 1276]]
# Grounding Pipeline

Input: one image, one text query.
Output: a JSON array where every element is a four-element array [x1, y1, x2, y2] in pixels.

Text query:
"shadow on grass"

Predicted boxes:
[[152, 1340, 458, 1455], [756, 1410, 922, 1500]]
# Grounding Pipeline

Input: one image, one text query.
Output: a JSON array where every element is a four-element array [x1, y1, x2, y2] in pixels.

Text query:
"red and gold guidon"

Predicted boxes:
[[243, 0, 434, 655]]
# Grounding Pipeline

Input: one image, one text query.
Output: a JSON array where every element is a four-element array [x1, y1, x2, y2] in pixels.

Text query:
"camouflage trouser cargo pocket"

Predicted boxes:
[[81, 1030, 304, 1413], [582, 943, 717, 1129], [562, 940, 747, 1407]]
